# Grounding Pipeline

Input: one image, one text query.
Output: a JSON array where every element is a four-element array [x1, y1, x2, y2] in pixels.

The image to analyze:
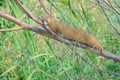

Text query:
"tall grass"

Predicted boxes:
[[0, 0, 120, 80]]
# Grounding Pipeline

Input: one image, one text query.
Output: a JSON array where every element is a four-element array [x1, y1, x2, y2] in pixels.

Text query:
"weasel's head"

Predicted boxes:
[[41, 14, 58, 32], [42, 14, 55, 27]]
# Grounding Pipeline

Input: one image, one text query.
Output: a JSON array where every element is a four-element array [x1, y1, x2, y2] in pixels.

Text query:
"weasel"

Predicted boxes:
[[42, 14, 103, 50]]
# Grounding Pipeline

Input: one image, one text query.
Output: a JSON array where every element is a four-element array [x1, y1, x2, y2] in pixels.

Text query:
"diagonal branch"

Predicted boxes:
[[89, 0, 120, 36], [39, 0, 51, 15], [14, 0, 61, 44], [105, 0, 120, 15], [14, 0, 42, 25]]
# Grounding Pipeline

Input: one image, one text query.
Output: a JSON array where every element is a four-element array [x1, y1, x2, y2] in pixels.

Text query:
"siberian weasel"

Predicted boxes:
[[42, 14, 103, 50]]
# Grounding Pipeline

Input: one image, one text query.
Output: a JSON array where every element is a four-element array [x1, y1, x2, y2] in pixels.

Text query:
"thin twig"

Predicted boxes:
[[14, 0, 42, 25], [0, 27, 24, 32], [107, 0, 120, 15], [113, 0, 120, 8], [69, 47, 120, 76], [14, 0, 58, 39], [90, 0, 120, 36], [103, 0, 120, 16], [76, 52, 120, 76], [97, 0, 120, 36], [39, 0, 51, 15]]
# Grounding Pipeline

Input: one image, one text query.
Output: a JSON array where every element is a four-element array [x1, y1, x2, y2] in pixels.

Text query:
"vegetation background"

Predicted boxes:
[[0, 0, 120, 80]]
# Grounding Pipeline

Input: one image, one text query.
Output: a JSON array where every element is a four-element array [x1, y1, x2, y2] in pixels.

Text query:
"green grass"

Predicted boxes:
[[0, 0, 120, 80]]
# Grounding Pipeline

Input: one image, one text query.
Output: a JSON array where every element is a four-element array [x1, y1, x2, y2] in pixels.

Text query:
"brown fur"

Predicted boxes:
[[42, 14, 103, 50]]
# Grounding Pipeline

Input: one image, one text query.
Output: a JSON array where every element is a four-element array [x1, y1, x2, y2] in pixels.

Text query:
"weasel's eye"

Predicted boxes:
[[42, 19, 48, 25]]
